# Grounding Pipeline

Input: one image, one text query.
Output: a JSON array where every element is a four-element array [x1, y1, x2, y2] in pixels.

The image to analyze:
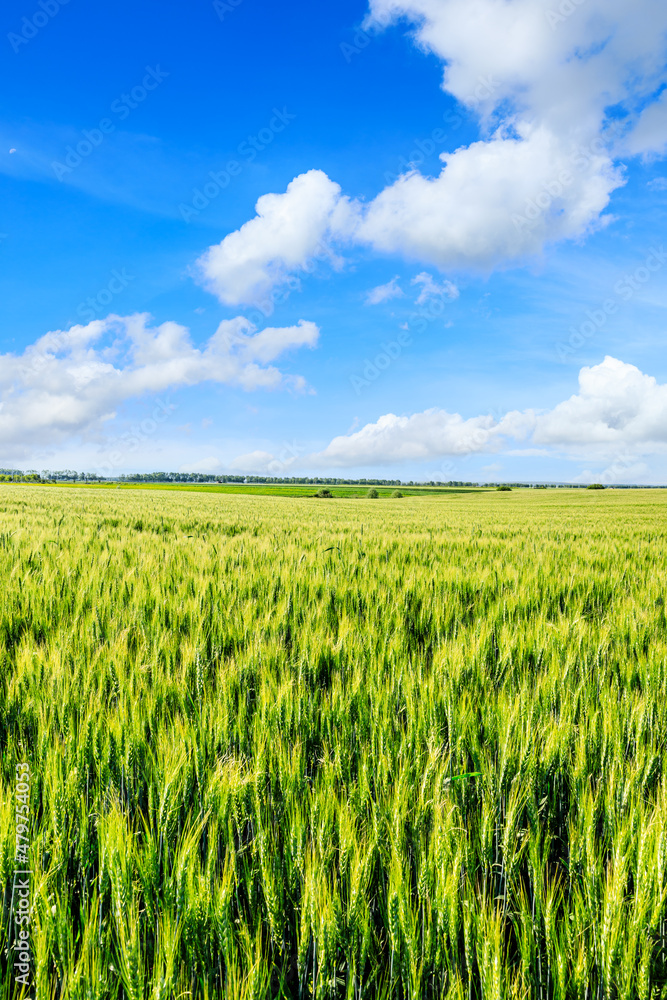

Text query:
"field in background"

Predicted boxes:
[[51, 482, 485, 498], [1, 486, 667, 998]]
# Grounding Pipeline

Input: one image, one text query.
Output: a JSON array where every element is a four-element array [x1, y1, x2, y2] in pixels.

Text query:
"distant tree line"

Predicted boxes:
[[0, 469, 106, 482], [0, 469, 663, 488], [117, 473, 482, 486]]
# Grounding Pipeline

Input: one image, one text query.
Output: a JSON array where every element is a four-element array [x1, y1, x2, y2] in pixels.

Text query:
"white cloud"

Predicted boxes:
[[196, 170, 357, 310], [530, 356, 667, 450], [626, 90, 667, 157], [364, 0, 667, 144], [356, 0, 667, 263], [172, 359, 667, 481], [313, 409, 500, 467], [411, 272, 459, 304], [198, 0, 667, 298], [309, 358, 667, 470], [0, 313, 319, 458], [208, 315, 319, 364], [365, 276, 405, 305], [359, 125, 620, 269]]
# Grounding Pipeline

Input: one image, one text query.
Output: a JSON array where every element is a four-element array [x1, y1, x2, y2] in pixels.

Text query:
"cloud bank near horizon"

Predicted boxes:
[[205, 358, 667, 483]]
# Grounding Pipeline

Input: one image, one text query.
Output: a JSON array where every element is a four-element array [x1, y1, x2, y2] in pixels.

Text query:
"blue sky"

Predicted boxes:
[[2, 0, 667, 483]]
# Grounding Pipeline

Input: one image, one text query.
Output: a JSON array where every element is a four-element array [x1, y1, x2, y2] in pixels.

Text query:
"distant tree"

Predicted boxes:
[[497, 485, 512, 491], [392, 490, 403, 498], [366, 488, 379, 498], [315, 488, 333, 498], [587, 483, 606, 490]]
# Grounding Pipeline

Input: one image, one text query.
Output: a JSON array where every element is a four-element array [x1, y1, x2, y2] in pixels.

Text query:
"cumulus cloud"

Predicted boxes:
[[0, 313, 319, 457], [308, 358, 667, 468], [175, 358, 667, 480], [364, 0, 667, 140], [359, 126, 620, 269], [356, 0, 667, 263], [197, 170, 358, 310], [197, 0, 667, 302], [313, 410, 500, 467], [530, 356, 667, 449], [365, 276, 405, 305]]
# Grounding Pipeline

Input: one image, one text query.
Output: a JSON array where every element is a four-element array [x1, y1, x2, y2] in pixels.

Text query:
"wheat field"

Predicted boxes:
[[1, 485, 667, 999]]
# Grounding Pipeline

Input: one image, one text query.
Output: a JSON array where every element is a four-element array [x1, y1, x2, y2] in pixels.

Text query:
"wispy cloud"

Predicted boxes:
[[411, 272, 459, 305], [365, 276, 404, 305]]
